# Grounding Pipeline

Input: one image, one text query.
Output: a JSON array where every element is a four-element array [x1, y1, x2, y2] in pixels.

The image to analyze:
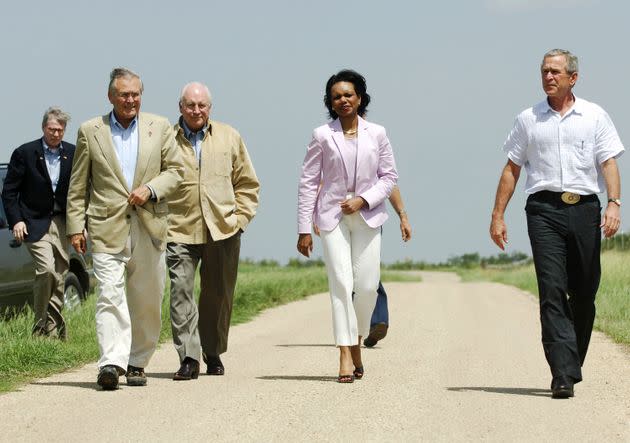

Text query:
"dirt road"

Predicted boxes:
[[1, 272, 628, 442]]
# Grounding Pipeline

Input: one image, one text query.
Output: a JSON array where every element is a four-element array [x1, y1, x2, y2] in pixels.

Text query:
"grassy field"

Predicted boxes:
[[459, 251, 630, 346], [0, 265, 418, 393]]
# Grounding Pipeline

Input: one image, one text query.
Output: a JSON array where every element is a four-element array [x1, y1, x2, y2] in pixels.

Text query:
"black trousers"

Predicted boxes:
[[525, 191, 601, 383]]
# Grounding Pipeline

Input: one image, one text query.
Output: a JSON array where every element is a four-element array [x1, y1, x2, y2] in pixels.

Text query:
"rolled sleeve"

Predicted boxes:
[[503, 116, 528, 167], [595, 110, 625, 164]]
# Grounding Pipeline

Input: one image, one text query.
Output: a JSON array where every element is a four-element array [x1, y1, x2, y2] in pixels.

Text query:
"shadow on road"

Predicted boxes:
[[447, 386, 550, 397], [257, 375, 338, 382], [275, 344, 336, 348], [31, 381, 97, 390], [146, 372, 177, 379]]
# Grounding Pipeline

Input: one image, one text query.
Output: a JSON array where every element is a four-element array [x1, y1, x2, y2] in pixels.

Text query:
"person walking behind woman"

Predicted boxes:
[[297, 70, 398, 383]]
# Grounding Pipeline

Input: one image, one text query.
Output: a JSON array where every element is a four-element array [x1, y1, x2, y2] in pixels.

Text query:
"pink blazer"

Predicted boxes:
[[298, 117, 398, 233]]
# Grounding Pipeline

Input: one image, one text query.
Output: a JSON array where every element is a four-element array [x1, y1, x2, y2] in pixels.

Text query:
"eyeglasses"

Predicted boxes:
[[183, 102, 210, 112]]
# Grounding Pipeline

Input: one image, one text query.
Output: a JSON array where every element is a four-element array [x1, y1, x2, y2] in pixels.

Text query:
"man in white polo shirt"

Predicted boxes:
[[489, 49, 623, 399]]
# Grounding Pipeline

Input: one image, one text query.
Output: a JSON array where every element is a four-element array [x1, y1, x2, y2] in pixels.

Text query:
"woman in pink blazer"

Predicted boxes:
[[297, 70, 398, 383]]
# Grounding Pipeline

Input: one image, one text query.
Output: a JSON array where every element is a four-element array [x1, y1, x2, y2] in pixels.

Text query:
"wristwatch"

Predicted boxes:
[[608, 198, 622, 207]]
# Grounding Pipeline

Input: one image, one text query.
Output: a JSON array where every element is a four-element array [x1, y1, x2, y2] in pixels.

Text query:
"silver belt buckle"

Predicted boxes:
[[561, 192, 580, 204]]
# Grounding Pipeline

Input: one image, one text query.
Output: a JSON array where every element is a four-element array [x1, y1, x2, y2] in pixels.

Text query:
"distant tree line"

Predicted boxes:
[[385, 251, 530, 270], [243, 239, 628, 270]]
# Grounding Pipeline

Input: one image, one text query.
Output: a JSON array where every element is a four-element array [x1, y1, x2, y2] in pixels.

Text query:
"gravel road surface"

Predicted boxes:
[[1, 272, 628, 442]]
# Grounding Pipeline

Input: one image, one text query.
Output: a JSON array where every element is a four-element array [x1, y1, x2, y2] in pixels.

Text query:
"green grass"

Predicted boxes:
[[458, 251, 630, 345], [0, 298, 99, 393], [0, 265, 419, 394]]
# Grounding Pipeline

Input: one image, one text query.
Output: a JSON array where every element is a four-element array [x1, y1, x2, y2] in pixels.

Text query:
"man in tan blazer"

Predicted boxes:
[[167, 82, 259, 380], [66, 68, 183, 390]]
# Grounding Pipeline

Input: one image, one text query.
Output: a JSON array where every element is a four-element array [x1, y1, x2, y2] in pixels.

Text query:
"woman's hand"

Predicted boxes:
[[340, 196, 366, 215], [297, 233, 313, 257]]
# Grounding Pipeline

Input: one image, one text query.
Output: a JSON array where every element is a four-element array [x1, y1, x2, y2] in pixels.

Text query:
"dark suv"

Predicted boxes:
[[0, 163, 92, 315]]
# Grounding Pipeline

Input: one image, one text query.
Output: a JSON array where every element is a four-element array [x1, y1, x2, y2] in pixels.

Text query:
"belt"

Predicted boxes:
[[530, 191, 598, 205]]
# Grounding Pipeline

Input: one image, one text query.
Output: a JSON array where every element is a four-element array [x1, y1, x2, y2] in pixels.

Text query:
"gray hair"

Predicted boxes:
[[542, 49, 579, 75], [41, 106, 71, 128], [108, 67, 144, 94], [179, 82, 212, 106]]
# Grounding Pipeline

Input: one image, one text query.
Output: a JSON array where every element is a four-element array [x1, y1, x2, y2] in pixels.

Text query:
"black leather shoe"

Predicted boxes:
[[551, 375, 575, 399], [173, 357, 200, 381], [363, 322, 388, 348], [206, 356, 225, 376], [97, 365, 124, 390], [126, 365, 147, 386]]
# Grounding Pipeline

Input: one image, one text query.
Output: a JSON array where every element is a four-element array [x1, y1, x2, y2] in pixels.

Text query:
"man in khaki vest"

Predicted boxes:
[[168, 82, 259, 380]]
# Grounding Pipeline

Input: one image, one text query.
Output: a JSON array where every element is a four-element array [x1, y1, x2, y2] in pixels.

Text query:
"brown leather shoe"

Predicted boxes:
[[363, 322, 388, 348], [206, 356, 225, 376], [126, 365, 147, 386], [173, 357, 200, 381]]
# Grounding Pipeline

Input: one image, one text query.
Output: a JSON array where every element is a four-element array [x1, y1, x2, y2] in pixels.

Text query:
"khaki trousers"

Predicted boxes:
[[25, 215, 69, 333], [166, 231, 240, 363], [92, 212, 165, 370]]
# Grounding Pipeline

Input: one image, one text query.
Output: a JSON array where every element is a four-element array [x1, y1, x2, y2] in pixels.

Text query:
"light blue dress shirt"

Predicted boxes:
[[110, 112, 139, 190], [42, 139, 62, 193], [182, 119, 206, 164]]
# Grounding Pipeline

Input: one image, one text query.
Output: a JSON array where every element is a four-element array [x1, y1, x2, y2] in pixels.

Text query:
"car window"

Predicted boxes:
[[0, 167, 7, 226]]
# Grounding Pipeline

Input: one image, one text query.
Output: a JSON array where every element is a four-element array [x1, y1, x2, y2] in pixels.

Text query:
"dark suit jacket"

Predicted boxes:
[[1, 138, 76, 242]]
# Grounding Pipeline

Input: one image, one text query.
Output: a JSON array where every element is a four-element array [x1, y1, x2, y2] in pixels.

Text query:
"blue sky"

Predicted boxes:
[[1, 0, 628, 264]]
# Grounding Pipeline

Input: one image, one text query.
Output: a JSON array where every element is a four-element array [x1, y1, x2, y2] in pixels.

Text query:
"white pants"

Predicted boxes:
[[320, 210, 381, 346], [92, 212, 165, 370]]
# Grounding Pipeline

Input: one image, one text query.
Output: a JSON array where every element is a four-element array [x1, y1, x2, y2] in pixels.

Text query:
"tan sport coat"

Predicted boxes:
[[66, 112, 183, 253], [167, 119, 259, 244]]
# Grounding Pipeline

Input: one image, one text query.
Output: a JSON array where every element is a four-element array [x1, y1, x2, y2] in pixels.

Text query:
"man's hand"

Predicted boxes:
[[128, 185, 151, 206], [601, 203, 621, 238], [70, 233, 87, 254], [11, 221, 28, 242], [399, 215, 412, 242], [490, 216, 508, 250], [340, 197, 365, 215], [297, 233, 313, 257]]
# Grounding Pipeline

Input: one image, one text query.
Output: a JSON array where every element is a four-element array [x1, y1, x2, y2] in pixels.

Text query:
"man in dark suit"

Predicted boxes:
[[1, 107, 75, 339]]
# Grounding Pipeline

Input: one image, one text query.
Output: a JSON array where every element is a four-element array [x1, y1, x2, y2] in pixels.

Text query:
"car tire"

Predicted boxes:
[[64, 272, 85, 311]]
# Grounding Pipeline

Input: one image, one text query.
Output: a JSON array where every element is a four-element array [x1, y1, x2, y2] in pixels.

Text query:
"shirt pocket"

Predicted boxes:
[[212, 150, 232, 176], [574, 140, 595, 169]]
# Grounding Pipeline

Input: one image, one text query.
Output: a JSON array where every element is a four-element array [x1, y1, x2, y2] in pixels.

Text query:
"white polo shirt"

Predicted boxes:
[[503, 96, 624, 195]]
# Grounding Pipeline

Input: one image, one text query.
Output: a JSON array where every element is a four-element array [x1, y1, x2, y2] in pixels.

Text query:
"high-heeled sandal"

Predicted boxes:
[[353, 366, 364, 380], [337, 374, 355, 383]]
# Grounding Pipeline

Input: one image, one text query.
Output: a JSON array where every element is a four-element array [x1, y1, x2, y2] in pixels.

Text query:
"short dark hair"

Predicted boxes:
[[324, 69, 371, 120]]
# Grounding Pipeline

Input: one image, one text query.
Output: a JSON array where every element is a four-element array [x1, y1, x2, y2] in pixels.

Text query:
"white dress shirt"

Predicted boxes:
[[503, 96, 624, 195]]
